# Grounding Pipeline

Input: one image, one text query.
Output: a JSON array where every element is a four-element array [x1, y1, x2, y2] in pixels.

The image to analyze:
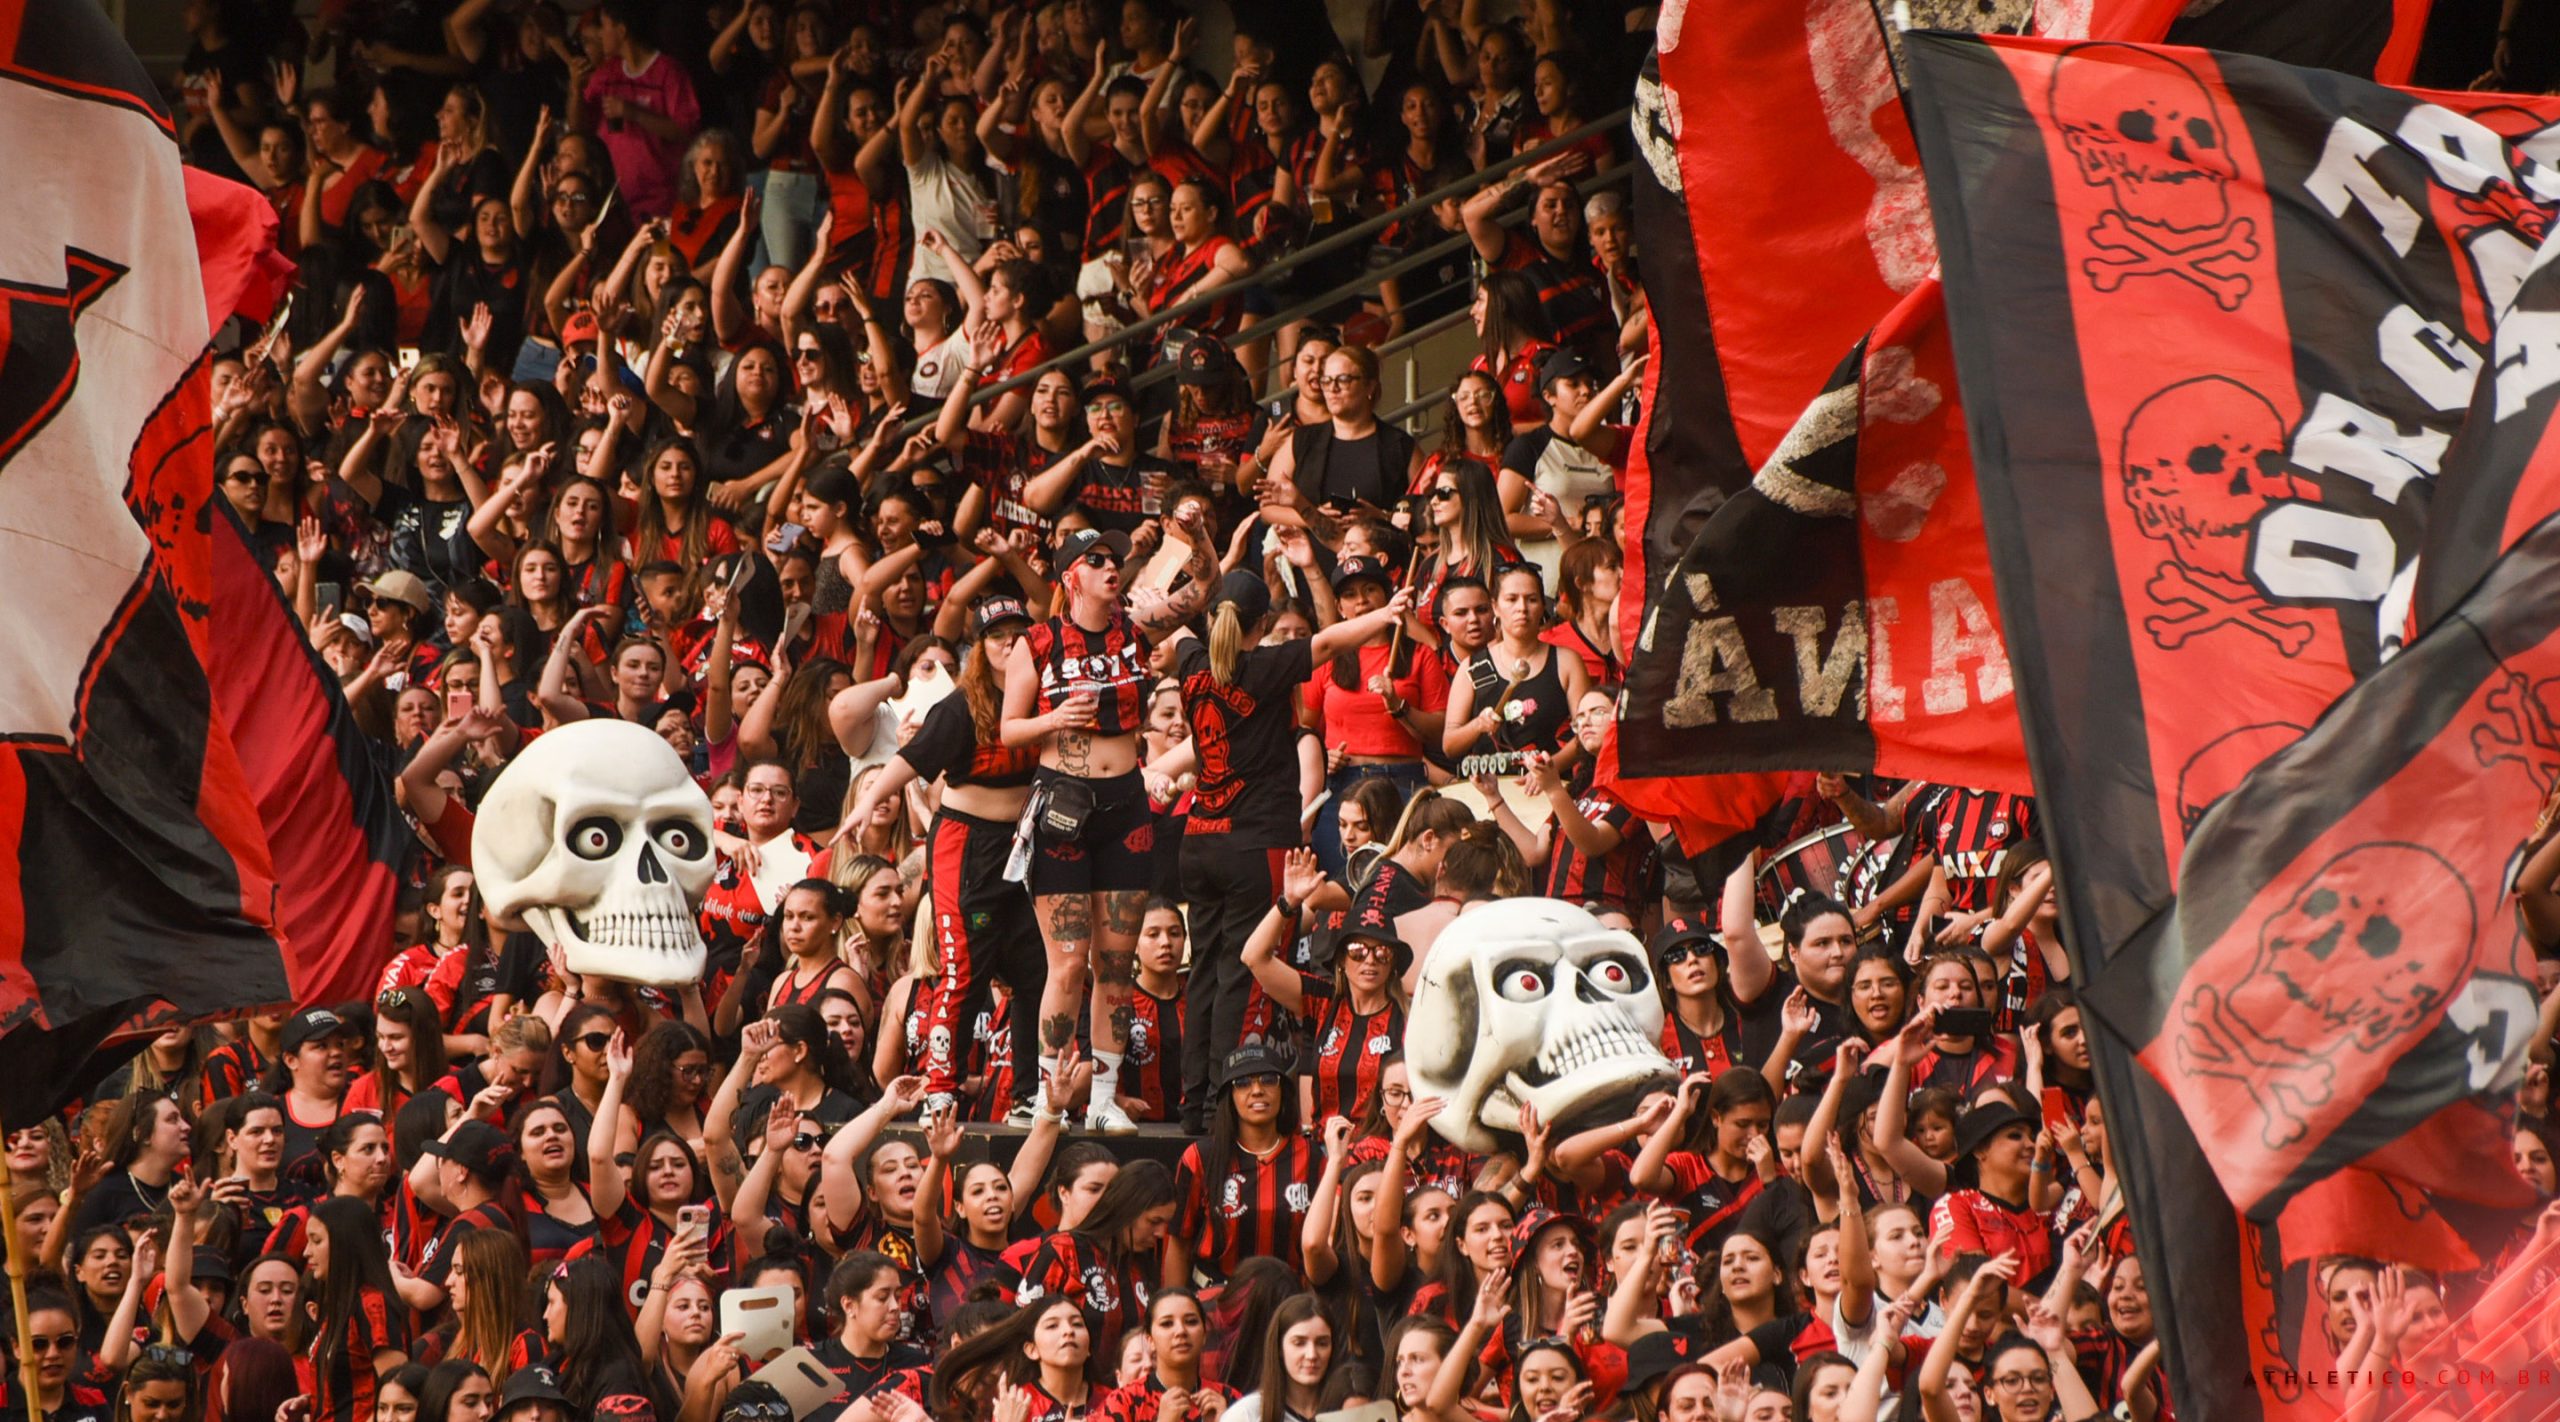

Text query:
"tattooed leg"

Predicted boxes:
[[1034, 892, 1093, 1059], [1090, 889, 1145, 1055]]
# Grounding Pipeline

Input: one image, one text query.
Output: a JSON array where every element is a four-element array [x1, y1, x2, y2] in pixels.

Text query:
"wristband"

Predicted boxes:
[[1277, 898, 1301, 920]]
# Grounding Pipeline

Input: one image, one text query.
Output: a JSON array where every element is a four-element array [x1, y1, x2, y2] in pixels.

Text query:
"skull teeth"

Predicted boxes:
[[1533, 1019, 1648, 1079]]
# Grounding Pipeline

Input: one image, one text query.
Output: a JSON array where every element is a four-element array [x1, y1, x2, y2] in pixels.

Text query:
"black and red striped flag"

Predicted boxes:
[[1910, 30, 2553, 1417], [1616, 0, 2437, 803], [0, 0, 295, 1123]]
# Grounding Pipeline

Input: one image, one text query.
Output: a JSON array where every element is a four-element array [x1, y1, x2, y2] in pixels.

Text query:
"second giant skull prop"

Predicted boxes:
[[473, 720, 717, 987], [1405, 899, 1676, 1153]]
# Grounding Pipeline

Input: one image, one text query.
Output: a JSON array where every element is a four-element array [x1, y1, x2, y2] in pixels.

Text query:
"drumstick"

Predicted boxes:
[[1383, 543, 1426, 666]]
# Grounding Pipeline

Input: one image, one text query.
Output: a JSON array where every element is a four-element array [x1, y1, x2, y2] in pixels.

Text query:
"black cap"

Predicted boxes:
[[1177, 334, 1238, 386], [281, 1007, 356, 1054], [1219, 1041, 1295, 1087], [1647, 915, 1721, 961], [1621, 1330, 1686, 1392], [1329, 555, 1392, 593], [1334, 895, 1413, 976], [1082, 375, 1133, 407], [1209, 570, 1271, 629], [1951, 1097, 2034, 1161], [973, 595, 1032, 636], [1054, 527, 1132, 570], [499, 1366, 571, 1414], [1538, 349, 1594, 391], [422, 1119, 514, 1183]]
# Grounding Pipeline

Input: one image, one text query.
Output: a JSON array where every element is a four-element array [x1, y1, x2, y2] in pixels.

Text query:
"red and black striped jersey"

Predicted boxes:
[[312, 1285, 407, 1422], [1659, 1152, 1768, 1258], [1016, 1230, 1157, 1359], [1294, 973, 1404, 1129], [1174, 1136, 1319, 1282], [1346, 1135, 1476, 1202], [1080, 147, 1147, 259], [1541, 780, 1657, 916], [927, 1235, 1020, 1322], [386, 1178, 437, 1272], [1122, 987, 1184, 1122], [197, 1038, 275, 1108], [417, 1198, 514, 1281], [566, 1196, 737, 1315], [1931, 1187, 2054, 1282], [698, 832, 831, 960], [1097, 1374, 1237, 1422], [1921, 788, 2037, 913], [1910, 1037, 2023, 1098], [1662, 1013, 1742, 1082], [811, 1336, 934, 1407], [1027, 611, 1150, 735], [840, 1216, 934, 1346]]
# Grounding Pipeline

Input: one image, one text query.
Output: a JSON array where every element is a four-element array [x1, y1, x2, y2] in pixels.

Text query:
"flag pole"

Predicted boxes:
[[0, 1170, 40, 1416]]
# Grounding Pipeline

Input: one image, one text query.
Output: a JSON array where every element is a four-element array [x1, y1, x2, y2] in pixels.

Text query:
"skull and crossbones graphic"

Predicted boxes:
[[2175, 843, 2475, 1150], [2050, 45, 2260, 310], [2471, 670, 2560, 795], [2117, 376, 2319, 655]]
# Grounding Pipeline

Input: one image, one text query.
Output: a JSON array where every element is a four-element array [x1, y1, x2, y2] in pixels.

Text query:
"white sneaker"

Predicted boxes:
[[1004, 1089, 1048, 1128], [1084, 1098, 1139, 1134]]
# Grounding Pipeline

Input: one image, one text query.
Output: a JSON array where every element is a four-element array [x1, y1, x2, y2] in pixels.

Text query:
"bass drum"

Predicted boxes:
[[1754, 822, 1868, 928]]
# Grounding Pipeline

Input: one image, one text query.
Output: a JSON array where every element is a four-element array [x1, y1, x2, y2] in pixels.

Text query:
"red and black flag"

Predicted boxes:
[[0, 0, 293, 1123], [1909, 30, 2552, 1418]]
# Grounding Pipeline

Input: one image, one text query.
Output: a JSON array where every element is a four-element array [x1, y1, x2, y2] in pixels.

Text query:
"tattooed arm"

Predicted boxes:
[[1129, 504, 1219, 638]]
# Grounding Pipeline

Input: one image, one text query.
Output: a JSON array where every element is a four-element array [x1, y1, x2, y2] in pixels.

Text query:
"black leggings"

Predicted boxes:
[[1179, 836, 1289, 1119]]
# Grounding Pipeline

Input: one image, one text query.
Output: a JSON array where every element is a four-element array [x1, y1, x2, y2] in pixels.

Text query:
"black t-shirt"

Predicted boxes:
[[1074, 454, 1176, 533], [733, 1084, 861, 1146], [899, 693, 1036, 790], [1735, 969, 1848, 1090], [1177, 637, 1314, 848], [1294, 424, 1394, 509], [430, 243, 530, 369], [698, 402, 794, 487], [811, 1337, 933, 1413]]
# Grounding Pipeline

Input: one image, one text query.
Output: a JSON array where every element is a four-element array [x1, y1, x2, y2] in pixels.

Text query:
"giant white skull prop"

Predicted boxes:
[[1405, 899, 1675, 1153], [473, 720, 716, 987], [2051, 46, 2237, 238], [2118, 376, 2302, 583]]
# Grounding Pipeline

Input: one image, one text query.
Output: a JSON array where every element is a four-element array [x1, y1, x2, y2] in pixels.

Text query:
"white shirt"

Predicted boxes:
[[904, 149, 994, 283]]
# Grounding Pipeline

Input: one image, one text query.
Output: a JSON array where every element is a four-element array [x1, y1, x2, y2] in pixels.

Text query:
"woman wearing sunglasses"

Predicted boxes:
[[3, 1285, 101, 1422], [1000, 513, 1217, 1133]]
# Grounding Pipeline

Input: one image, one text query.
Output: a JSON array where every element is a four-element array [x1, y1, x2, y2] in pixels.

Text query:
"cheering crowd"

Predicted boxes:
[[13, 0, 2560, 1420]]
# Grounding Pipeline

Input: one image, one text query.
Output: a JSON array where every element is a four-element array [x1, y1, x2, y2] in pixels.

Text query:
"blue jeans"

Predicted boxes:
[[1315, 760, 1429, 883], [759, 169, 826, 274]]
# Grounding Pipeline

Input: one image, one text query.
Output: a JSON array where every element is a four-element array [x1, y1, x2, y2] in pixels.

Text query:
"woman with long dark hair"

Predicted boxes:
[[1102, 1288, 1236, 1421], [1305, 558, 1442, 881], [1169, 1044, 1318, 1289], [72, 1091, 189, 1232], [350, 986, 453, 1120], [1441, 562, 1587, 767], [1013, 1158, 1179, 1360], [618, 1021, 714, 1149], [1543, 539, 1620, 684], [306, 1195, 410, 1422], [628, 436, 739, 570], [1467, 270, 1556, 427], [428, 1228, 539, 1389], [542, 1256, 665, 1415], [932, 1295, 1109, 1422]]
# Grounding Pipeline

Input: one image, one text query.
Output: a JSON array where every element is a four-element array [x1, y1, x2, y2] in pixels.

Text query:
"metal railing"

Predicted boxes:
[[903, 105, 1634, 436]]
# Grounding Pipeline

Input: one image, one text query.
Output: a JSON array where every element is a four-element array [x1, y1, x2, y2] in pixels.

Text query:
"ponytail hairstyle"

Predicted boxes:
[[766, 1002, 855, 1095], [1208, 597, 1252, 687], [1380, 787, 1475, 863], [1436, 819, 1527, 901]]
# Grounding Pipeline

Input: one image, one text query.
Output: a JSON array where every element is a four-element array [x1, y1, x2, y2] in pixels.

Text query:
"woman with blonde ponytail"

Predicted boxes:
[[1165, 570, 1412, 1133]]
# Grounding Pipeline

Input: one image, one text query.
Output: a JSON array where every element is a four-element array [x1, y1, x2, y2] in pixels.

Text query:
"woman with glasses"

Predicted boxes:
[[544, 1002, 623, 1149], [1441, 562, 1586, 768], [1247, 851, 1412, 1132], [2, 1286, 103, 1422], [618, 1021, 714, 1153], [589, 1032, 735, 1311], [1000, 513, 1217, 1133], [1414, 461, 1519, 627], [1262, 345, 1421, 518]]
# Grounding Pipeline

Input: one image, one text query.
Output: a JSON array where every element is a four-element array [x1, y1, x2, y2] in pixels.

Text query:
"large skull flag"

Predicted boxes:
[[474, 720, 717, 987], [1406, 899, 1678, 1153]]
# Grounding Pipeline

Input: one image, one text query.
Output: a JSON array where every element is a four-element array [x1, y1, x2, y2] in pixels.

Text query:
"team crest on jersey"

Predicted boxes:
[[1321, 1027, 1343, 1058], [1366, 1033, 1392, 1055], [1128, 1017, 1155, 1066], [1221, 1174, 1247, 1218], [1284, 1182, 1312, 1214], [1083, 1265, 1119, 1311]]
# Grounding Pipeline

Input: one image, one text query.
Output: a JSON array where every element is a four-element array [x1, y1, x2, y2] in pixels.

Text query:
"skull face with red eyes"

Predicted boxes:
[[1405, 899, 1677, 1154]]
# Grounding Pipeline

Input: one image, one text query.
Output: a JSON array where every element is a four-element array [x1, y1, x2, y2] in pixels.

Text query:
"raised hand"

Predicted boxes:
[[763, 1095, 803, 1156], [296, 516, 327, 566], [605, 1028, 634, 1081], [1323, 1115, 1354, 1162], [1279, 846, 1326, 904]]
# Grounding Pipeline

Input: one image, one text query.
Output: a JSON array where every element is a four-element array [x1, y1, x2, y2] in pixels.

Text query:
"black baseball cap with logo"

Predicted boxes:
[[1054, 527, 1132, 569], [1329, 555, 1393, 593], [282, 1007, 357, 1054]]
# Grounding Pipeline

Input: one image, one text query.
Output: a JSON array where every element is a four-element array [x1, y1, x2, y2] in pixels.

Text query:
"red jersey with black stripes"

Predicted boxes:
[[1922, 789, 2036, 913], [1661, 1151, 1767, 1258], [1026, 611, 1149, 735], [1294, 972, 1403, 1128], [1098, 1375, 1237, 1422], [1661, 1014, 1741, 1081], [1346, 1135, 1476, 1202], [1015, 1230, 1156, 1357], [1541, 778, 1657, 916], [1930, 1187, 2054, 1281], [567, 1196, 737, 1315], [1174, 1136, 1319, 1282]]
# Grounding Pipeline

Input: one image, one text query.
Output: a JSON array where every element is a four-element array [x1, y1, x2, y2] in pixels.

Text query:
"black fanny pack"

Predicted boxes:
[[1032, 776, 1098, 844]]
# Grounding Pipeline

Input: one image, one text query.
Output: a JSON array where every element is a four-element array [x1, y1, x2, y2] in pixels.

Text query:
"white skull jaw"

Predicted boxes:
[[1405, 898, 1678, 1154], [473, 721, 718, 989]]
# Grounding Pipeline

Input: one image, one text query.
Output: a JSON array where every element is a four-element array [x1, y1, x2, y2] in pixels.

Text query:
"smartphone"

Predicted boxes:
[[316, 581, 343, 616], [677, 1204, 710, 1232], [766, 521, 809, 553], [396, 346, 420, 373], [1936, 1007, 1997, 1039]]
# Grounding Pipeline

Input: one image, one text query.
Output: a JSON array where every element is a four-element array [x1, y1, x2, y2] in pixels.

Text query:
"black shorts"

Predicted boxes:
[[1030, 768, 1156, 898]]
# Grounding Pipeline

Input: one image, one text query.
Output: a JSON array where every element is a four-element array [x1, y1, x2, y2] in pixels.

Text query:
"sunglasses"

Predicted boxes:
[[141, 1344, 192, 1367], [1341, 942, 1394, 965], [572, 1031, 614, 1052], [794, 348, 823, 363], [1658, 942, 1710, 967], [224, 470, 270, 487], [1078, 552, 1120, 569], [1428, 487, 1458, 502], [789, 1132, 826, 1151], [29, 1335, 77, 1355], [377, 987, 420, 1010]]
